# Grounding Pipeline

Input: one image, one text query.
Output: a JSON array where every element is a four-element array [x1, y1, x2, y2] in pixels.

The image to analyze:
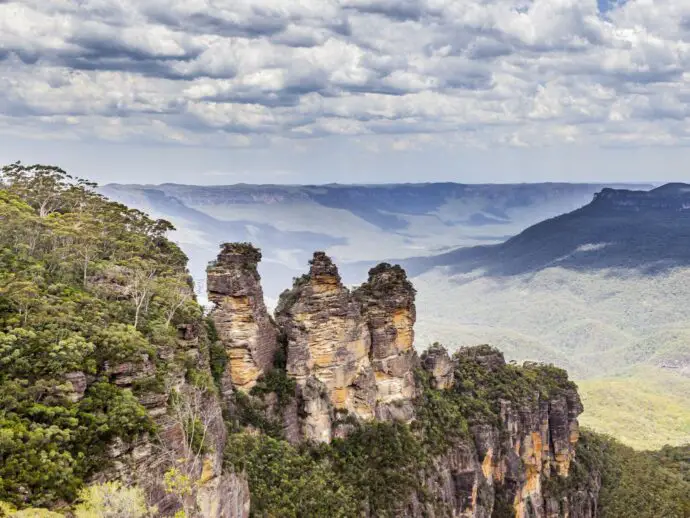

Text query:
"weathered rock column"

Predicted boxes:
[[355, 263, 418, 422], [421, 343, 455, 390], [275, 252, 377, 441], [207, 243, 278, 395]]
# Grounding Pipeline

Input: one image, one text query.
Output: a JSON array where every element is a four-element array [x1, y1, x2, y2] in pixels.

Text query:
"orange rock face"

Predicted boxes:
[[355, 263, 418, 421], [275, 253, 377, 438], [275, 254, 421, 441], [207, 243, 278, 394]]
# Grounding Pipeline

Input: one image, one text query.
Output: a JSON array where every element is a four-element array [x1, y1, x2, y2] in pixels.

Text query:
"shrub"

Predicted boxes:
[[73, 482, 153, 518]]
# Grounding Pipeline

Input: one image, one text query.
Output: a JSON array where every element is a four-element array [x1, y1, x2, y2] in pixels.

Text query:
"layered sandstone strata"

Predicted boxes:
[[420, 343, 454, 390], [207, 243, 278, 394], [354, 263, 418, 421], [275, 252, 377, 439], [410, 346, 592, 518], [98, 301, 250, 518]]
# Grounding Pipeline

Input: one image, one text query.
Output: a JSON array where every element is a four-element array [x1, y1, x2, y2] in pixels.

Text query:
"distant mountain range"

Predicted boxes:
[[392, 183, 690, 449], [101, 181, 651, 300], [400, 182, 690, 277]]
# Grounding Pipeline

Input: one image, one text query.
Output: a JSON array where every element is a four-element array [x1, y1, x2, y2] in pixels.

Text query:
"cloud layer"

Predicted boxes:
[[2, 0, 690, 152]]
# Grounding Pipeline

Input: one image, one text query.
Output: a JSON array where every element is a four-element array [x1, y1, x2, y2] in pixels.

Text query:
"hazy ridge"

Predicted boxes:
[[99, 180, 690, 448]]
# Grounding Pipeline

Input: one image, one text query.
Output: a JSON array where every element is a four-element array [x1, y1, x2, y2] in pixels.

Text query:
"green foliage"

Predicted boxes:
[[272, 330, 288, 370], [570, 431, 690, 518], [219, 242, 261, 261], [225, 346, 587, 517], [646, 444, 689, 483], [491, 488, 516, 518], [225, 421, 430, 517], [163, 467, 193, 499], [579, 366, 690, 450], [250, 369, 296, 408], [326, 421, 426, 516], [183, 416, 208, 455], [208, 342, 227, 389], [412, 369, 470, 455], [2, 507, 65, 517], [0, 163, 198, 508], [227, 367, 296, 439], [452, 346, 577, 420], [204, 317, 219, 343], [225, 433, 360, 518], [205, 317, 227, 391], [229, 391, 284, 439], [73, 482, 152, 518], [76, 383, 153, 470]]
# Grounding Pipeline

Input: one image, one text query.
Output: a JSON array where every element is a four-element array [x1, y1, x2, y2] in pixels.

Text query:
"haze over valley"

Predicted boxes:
[[103, 180, 689, 449]]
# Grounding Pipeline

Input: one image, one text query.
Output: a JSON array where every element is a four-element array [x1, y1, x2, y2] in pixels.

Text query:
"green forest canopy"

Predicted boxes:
[[0, 163, 199, 506]]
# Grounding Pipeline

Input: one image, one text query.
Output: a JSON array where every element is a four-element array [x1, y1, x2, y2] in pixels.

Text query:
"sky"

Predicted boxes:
[[1, 0, 690, 185]]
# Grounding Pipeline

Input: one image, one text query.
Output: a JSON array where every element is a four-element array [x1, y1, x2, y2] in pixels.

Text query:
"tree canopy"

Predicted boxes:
[[0, 163, 198, 506]]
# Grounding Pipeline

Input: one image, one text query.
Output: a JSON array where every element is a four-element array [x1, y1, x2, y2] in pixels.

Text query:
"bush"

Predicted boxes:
[[225, 433, 359, 518], [73, 482, 153, 518]]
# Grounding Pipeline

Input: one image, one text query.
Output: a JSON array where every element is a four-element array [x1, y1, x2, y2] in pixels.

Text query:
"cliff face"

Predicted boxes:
[[96, 305, 250, 517], [409, 347, 595, 518], [203, 244, 599, 517], [592, 183, 690, 212], [274, 253, 419, 442], [354, 263, 418, 422], [276, 252, 376, 438], [207, 243, 278, 395]]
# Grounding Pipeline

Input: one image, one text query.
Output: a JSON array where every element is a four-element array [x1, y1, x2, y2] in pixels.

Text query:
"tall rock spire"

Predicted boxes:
[[207, 243, 278, 395], [275, 252, 377, 442], [355, 263, 418, 421]]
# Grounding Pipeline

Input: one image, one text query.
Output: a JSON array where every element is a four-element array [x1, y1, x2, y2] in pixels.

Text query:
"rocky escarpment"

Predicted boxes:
[[420, 343, 455, 390], [409, 346, 594, 518], [274, 252, 375, 443], [354, 263, 418, 422], [593, 183, 690, 212], [207, 243, 278, 395], [92, 302, 250, 517], [205, 244, 600, 517], [273, 253, 418, 442]]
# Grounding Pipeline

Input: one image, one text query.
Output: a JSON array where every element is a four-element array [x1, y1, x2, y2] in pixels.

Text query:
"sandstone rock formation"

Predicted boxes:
[[274, 252, 377, 441], [273, 253, 423, 441], [207, 243, 278, 394], [409, 346, 594, 518], [354, 263, 418, 422], [420, 343, 454, 390], [97, 314, 250, 518], [200, 244, 597, 517]]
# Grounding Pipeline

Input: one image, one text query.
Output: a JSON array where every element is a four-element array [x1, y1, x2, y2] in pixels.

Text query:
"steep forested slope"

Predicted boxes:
[[0, 163, 235, 513]]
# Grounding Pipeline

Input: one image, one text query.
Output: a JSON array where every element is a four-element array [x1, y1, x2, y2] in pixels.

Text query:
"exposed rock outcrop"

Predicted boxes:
[[408, 346, 595, 518], [273, 253, 422, 441], [274, 253, 377, 441], [199, 243, 599, 517], [355, 263, 418, 422], [95, 289, 250, 517], [64, 370, 88, 402], [420, 343, 454, 390], [593, 182, 690, 212], [207, 243, 278, 394]]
